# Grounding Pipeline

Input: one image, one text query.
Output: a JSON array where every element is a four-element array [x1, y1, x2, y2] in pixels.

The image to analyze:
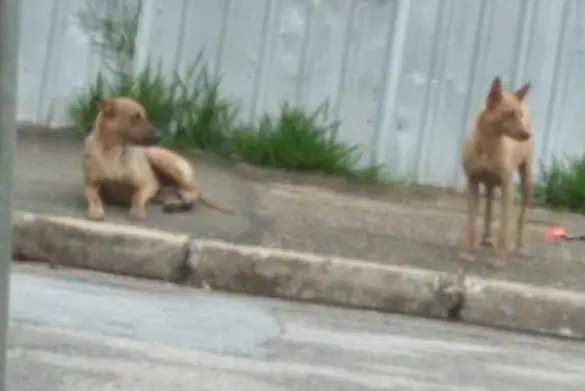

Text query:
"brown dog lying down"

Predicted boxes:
[[460, 77, 533, 267], [83, 97, 234, 221]]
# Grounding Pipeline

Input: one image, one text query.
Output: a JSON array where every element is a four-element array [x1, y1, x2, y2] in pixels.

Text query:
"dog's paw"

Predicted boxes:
[[129, 208, 147, 220], [162, 201, 181, 213], [162, 200, 195, 213], [86, 208, 105, 221]]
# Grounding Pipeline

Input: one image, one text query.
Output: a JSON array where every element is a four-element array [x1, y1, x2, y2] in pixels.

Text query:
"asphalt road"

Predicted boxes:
[[5, 264, 585, 390]]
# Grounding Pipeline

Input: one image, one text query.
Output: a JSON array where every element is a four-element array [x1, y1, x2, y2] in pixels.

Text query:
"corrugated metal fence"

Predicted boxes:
[[17, 0, 585, 188]]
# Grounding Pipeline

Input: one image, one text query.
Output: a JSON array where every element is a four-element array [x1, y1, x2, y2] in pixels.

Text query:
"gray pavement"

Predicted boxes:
[[7, 263, 585, 390], [14, 125, 585, 291]]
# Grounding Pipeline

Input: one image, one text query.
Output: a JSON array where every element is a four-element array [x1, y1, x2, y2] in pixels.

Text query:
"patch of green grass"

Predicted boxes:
[[533, 155, 585, 213], [231, 102, 380, 180], [69, 72, 107, 132], [68, 56, 383, 183]]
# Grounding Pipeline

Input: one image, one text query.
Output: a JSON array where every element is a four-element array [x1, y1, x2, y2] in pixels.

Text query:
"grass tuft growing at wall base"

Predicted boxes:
[[68, 57, 383, 183], [534, 155, 585, 213]]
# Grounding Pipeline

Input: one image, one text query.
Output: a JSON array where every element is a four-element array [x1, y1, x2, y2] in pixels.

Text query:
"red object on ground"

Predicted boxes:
[[545, 226, 569, 240]]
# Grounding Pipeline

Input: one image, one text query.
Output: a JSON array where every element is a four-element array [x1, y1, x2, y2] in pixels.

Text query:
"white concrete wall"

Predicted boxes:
[[17, 0, 585, 187]]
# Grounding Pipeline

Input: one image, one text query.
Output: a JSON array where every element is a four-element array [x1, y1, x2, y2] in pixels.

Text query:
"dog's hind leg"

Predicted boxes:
[[460, 179, 480, 262], [480, 184, 494, 248], [162, 186, 198, 213], [152, 185, 179, 204], [494, 179, 514, 266], [159, 174, 200, 213], [163, 185, 234, 215], [158, 166, 233, 215], [145, 147, 198, 213], [145, 147, 234, 214], [516, 160, 532, 253]]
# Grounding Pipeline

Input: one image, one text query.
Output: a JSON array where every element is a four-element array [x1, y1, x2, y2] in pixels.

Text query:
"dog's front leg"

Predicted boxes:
[[460, 179, 480, 262], [516, 161, 532, 254], [495, 180, 514, 266], [129, 183, 158, 220], [480, 184, 494, 248], [84, 182, 105, 221]]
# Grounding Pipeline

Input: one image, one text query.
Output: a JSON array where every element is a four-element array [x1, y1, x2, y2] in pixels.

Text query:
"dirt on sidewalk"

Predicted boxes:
[[15, 123, 585, 292]]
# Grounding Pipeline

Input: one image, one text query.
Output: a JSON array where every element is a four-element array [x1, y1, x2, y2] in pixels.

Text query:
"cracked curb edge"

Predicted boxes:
[[179, 239, 455, 319], [11, 211, 585, 341]]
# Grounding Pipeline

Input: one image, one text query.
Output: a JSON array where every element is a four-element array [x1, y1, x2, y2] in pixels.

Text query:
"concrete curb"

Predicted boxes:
[[12, 212, 189, 281], [11, 211, 585, 340], [186, 240, 462, 319], [461, 278, 585, 339]]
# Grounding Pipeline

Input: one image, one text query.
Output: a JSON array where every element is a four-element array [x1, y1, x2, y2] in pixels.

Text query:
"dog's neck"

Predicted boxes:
[[98, 136, 126, 157], [92, 123, 127, 158], [474, 114, 504, 153], [101, 142, 128, 160]]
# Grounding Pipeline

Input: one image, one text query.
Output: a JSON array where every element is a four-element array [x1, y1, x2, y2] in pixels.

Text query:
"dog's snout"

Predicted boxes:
[[146, 125, 163, 145], [515, 129, 531, 141], [150, 132, 163, 143], [506, 127, 531, 142]]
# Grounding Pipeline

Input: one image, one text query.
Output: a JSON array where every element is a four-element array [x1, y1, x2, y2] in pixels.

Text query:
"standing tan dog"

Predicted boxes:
[[83, 97, 233, 221], [460, 77, 533, 267]]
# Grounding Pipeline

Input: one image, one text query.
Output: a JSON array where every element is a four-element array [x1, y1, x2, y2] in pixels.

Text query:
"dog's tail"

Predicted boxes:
[[199, 193, 235, 215], [162, 192, 234, 215]]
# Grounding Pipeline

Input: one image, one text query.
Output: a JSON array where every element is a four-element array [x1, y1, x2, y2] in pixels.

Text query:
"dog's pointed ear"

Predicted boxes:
[[486, 77, 503, 109], [100, 99, 115, 117], [514, 81, 531, 101]]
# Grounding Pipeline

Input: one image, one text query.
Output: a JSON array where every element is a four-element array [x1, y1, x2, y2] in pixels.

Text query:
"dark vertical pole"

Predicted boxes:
[[0, 0, 20, 387]]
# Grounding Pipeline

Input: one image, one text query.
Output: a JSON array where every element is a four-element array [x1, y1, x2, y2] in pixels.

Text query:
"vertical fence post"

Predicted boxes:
[[371, 0, 412, 177], [0, 0, 20, 387]]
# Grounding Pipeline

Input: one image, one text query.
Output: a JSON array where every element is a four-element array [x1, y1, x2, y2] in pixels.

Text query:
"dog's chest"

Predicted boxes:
[[463, 143, 507, 184], [92, 150, 135, 182]]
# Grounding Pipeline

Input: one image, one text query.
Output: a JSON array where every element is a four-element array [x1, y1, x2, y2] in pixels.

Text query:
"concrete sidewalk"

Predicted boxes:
[[15, 124, 585, 292]]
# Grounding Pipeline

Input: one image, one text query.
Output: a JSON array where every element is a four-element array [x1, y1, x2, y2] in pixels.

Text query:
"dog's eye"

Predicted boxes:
[[132, 113, 142, 122]]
